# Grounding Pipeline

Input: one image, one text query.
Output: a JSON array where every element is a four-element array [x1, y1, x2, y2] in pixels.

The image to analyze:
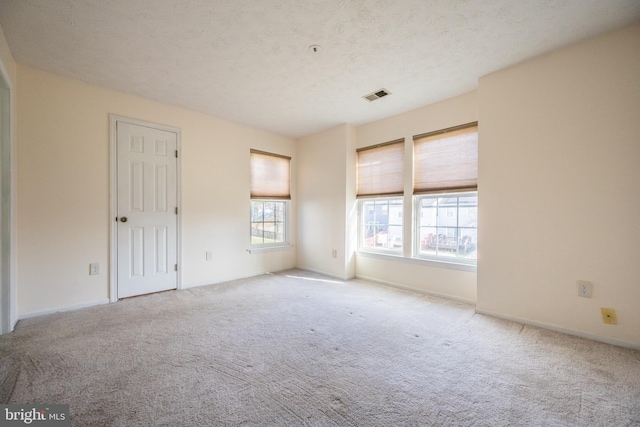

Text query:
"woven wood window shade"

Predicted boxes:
[[413, 123, 478, 194], [356, 140, 404, 198], [250, 150, 291, 199]]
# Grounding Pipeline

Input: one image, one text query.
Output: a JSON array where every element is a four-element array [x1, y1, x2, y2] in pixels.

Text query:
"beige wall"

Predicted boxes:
[[16, 66, 296, 316], [7, 19, 640, 348], [477, 22, 640, 347], [297, 124, 355, 279], [354, 91, 478, 303]]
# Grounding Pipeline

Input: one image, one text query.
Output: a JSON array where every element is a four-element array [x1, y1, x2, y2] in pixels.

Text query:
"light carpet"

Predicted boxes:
[[1, 270, 639, 426]]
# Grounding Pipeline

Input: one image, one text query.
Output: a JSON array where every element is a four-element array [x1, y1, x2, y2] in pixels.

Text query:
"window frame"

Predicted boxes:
[[249, 149, 292, 250], [250, 199, 291, 249], [413, 191, 477, 266], [357, 196, 404, 256]]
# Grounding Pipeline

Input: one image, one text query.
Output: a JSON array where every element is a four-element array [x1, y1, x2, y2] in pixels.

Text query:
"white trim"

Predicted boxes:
[[109, 115, 182, 302], [475, 308, 640, 351], [356, 250, 477, 272], [356, 273, 476, 305], [0, 56, 16, 334], [249, 199, 292, 249], [412, 190, 478, 268], [296, 266, 355, 281], [18, 299, 110, 321], [246, 244, 295, 254]]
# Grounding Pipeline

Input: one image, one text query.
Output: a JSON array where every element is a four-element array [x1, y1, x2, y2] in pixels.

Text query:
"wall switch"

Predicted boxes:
[[206, 251, 213, 261], [332, 249, 337, 259], [577, 280, 593, 298], [600, 308, 617, 324], [89, 263, 100, 275]]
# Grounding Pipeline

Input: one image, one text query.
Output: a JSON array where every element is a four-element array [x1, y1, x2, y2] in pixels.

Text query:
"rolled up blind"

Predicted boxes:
[[413, 123, 478, 194], [356, 139, 404, 197], [250, 149, 291, 199]]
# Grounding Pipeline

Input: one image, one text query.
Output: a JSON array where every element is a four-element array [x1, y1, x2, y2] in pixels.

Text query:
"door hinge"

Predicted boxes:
[[175, 207, 178, 215], [175, 150, 178, 158], [174, 264, 178, 272]]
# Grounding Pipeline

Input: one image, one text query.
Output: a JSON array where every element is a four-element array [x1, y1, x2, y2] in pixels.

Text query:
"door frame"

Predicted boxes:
[[109, 114, 182, 302], [0, 59, 15, 333]]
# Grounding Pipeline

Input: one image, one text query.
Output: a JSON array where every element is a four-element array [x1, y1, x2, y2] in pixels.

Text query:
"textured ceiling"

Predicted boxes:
[[1, 1, 639, 138]]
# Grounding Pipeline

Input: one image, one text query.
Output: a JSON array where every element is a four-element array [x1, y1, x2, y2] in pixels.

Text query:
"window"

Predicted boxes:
[[356, 140, 404, 253], [416, 192, 477, 262], [360, 198, 403, 253], [250, 150, 290, 247], [251, 200, 287, 245], [413, 123, 478, 264], [356, 123, 477, 267], [356, 139, 404, 197], [413, 123, 478, 193]]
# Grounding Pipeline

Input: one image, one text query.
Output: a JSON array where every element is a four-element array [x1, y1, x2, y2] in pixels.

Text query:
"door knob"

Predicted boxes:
[[120, 217, 128, 223]]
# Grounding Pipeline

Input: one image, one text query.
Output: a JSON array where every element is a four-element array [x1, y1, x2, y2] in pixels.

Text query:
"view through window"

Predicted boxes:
[[416, 192, 477, 261], [360, 198, 403, 253], [251, 200, 286, 245]]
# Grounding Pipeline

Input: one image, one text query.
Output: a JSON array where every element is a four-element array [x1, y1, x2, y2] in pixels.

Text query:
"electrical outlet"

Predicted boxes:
[[89, 263, 100, 275], [577, 280, 593, 298], [600, 308, 617, 325], [206, 251, 213, 261]]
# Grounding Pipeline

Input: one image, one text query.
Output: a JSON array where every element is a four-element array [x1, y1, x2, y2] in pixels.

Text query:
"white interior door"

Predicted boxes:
[[116, 122, 177, 298]]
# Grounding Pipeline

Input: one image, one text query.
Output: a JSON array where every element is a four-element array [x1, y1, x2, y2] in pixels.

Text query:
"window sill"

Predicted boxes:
[[356, 250, 477, 272], [247, 245, 295, 254]]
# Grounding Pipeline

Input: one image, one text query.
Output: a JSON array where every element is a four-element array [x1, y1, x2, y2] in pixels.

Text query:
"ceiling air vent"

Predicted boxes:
[[363, 88, 391, 102]]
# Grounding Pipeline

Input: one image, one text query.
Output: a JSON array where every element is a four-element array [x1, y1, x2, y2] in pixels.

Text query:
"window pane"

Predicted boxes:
[[360, 198, 402, 252], [274, 201, 285, 222], [437, 197, 457, 227], [419, 198, 437, 227], [264, 202, 275, 223], [459, 195, 478, 206], [459, 228, 477, 259], [419, 227, 438, 256], [416, 192, 477, 263], [251, 223, 264, 245], [361, 201, 378, 250], [274, 223, 285, 243], [251, 200, 287, 246], [251, 202, 264, 223], [435, 227, 458, 257], [459, 206, 477, 227]]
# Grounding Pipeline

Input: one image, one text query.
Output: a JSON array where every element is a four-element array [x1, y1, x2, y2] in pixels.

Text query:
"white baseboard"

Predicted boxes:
[[10, 312, 18, 332], [355, 274, 476, 306], [182, 269, 299, 290], [18, 299, 110, 321], [475, 308, 640, 351], [296, 266, 354, 281]]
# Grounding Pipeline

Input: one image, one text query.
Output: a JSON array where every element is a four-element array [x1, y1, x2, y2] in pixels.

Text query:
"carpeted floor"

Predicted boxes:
[[1, 270, 639, 426]]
